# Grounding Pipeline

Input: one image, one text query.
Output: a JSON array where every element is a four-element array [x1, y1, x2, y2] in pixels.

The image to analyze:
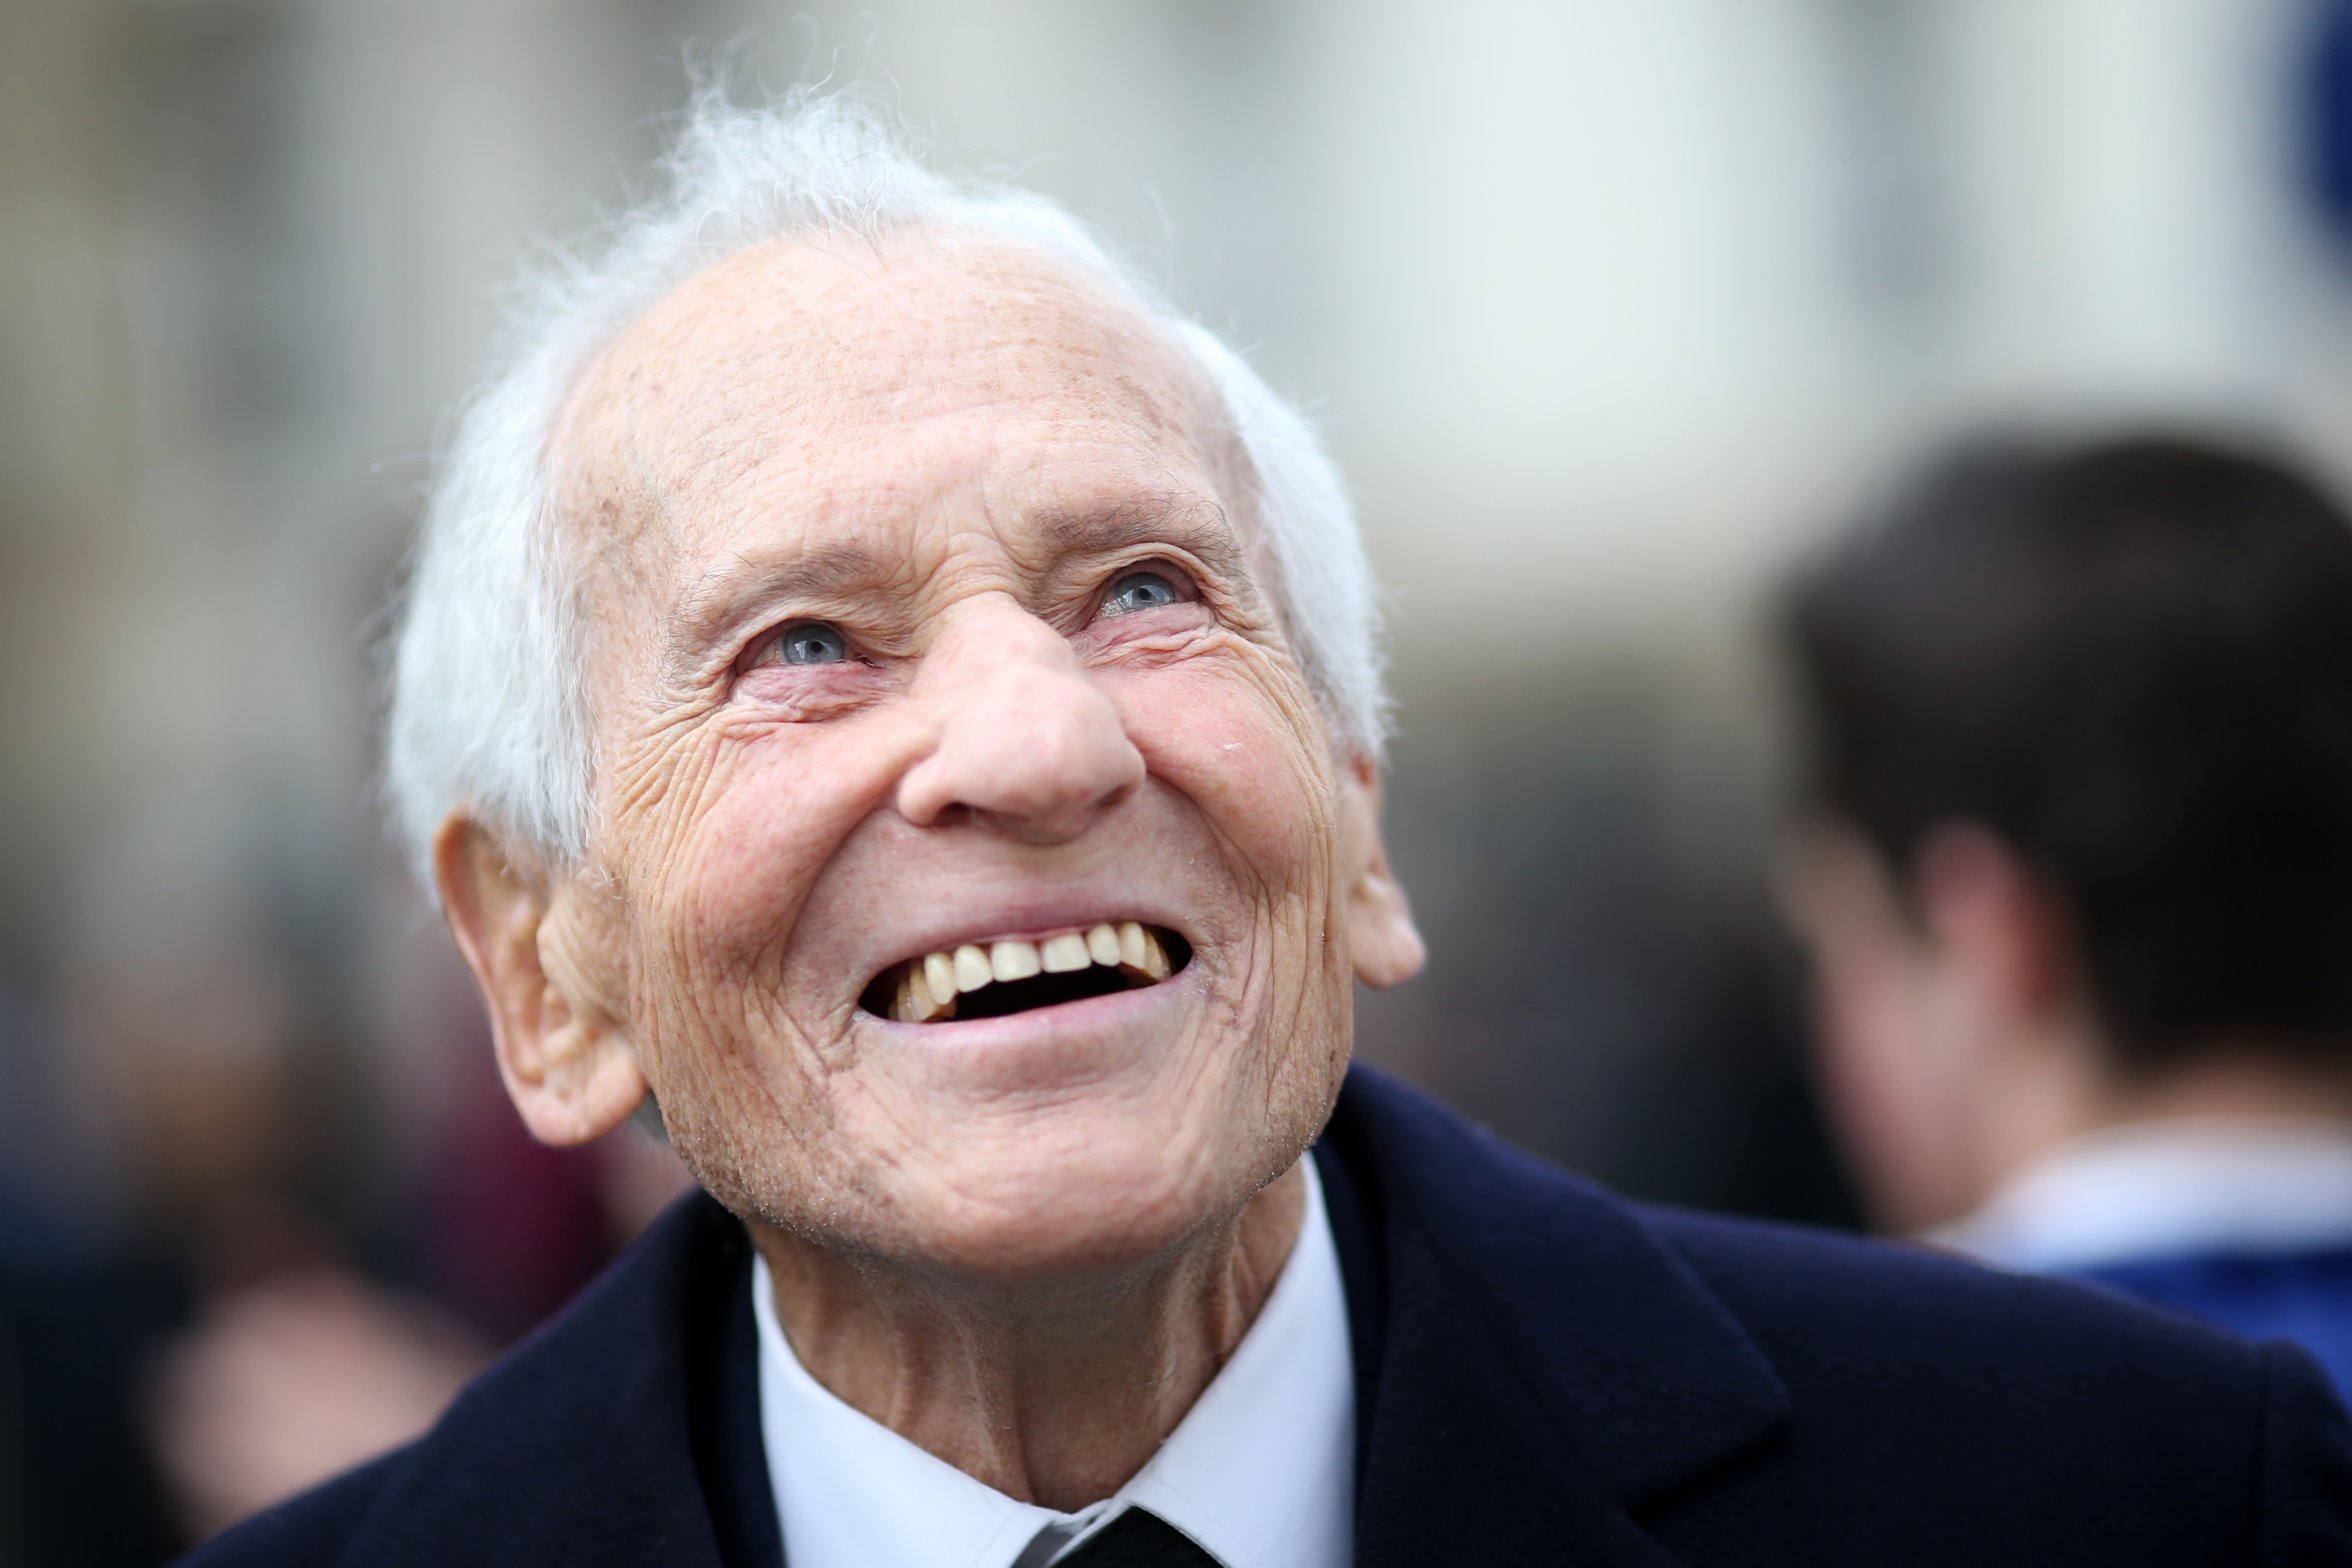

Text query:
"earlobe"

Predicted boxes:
[[1337, 757, 1426, 990], [433, 816, 647, 1146]]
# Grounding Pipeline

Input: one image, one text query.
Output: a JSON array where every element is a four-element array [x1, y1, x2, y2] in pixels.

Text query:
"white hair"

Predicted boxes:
[[386, 88, 1387, 889]]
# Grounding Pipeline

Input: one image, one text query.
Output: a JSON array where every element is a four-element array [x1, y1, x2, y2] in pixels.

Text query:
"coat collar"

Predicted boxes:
[[1317, 1065, 1789, 1564]]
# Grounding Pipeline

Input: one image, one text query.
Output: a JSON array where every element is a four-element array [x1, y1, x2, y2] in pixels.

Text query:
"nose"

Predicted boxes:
[[896, 600, 1146, 845]]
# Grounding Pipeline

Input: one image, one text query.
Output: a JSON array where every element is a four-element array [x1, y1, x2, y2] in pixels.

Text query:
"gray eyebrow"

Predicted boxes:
[[1031, 500, 1250, 581]]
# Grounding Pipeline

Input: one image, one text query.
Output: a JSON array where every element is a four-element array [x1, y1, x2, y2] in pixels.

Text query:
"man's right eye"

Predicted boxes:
[[763, 622, 849, 666]]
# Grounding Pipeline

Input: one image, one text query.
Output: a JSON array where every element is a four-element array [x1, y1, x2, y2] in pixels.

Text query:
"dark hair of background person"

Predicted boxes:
[[1783, 434, 2352, 1074]]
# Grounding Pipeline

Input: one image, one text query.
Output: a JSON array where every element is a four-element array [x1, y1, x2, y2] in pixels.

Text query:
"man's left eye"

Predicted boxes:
[[1101, 569, 1183, 617], [767, 621, 850, 665]]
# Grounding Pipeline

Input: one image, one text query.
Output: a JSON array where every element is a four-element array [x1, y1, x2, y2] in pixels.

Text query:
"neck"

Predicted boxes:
[[2093, 1051, 2352, 1129], [1970, 1044, 2352, 1215], [748, 1161, 1308, 1512]]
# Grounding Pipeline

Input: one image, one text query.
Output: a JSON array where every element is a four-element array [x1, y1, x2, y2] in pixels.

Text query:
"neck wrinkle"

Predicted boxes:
[[749, 1158, 1308, 1511]]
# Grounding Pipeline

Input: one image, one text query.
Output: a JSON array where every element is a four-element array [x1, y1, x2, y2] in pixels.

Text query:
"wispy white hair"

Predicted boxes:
[[386, 88, 1387, 889]]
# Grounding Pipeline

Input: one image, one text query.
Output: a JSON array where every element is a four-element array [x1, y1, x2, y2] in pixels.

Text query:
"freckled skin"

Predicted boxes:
[[438, 231, 1423, 1509]]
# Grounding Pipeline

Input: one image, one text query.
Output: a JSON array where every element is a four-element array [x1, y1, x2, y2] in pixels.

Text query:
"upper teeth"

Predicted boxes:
[[890, 921, 1171, 1022]]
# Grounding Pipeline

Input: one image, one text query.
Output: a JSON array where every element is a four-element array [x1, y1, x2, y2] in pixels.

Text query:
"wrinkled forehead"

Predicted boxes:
[[547, 232, 1240, 587]]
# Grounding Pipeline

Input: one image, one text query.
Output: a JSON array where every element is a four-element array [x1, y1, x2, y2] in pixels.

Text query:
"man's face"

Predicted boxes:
[[1781, 821, 2093, 1233], [527, 235, 1400, 1279]]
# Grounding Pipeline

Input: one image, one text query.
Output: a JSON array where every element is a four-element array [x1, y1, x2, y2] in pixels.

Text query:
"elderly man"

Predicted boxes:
[[191, 96, 2352, 1566]]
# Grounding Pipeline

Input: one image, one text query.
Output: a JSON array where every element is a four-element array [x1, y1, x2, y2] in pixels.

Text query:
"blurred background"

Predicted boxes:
[[8, 0, 2352, 1557]]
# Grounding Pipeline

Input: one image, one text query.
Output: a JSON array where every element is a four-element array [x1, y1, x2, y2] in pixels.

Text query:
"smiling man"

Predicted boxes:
[[186, 95, 2352, 1566]]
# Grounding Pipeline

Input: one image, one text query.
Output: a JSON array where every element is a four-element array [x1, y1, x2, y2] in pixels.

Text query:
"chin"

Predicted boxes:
[[801, 1075, 1320, 1285], [921, 1145, 1264, 1282], [671, 960, 1348, 1282]]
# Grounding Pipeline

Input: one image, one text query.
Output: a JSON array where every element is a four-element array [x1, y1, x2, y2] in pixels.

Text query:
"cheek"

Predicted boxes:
[[1816, 964, 1966, 1226], [1105, 656, 1336, 906], [625, 719, 897, 985]]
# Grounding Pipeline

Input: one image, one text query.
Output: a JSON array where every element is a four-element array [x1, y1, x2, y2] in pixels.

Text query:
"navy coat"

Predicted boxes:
[[184, 1066, 2352, 1565], [2073, 1248, 2352, 1406]]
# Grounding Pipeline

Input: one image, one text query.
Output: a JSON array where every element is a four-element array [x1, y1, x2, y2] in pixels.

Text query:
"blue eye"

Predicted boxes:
[[774, 622, 848, 665], [1104, 570, 1181, 617]]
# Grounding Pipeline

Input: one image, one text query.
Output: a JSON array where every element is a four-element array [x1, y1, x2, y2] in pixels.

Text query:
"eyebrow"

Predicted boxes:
[[1031, 499, 1250, 582]]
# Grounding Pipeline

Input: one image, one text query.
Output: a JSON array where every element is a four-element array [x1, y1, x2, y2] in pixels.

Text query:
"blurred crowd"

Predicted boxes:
[[11, 0, 2352, 1560], [0, 913, 692, 1556]]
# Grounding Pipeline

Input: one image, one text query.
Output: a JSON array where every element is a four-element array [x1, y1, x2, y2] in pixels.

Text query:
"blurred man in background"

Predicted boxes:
[[1782, 434, 2352, 1397]]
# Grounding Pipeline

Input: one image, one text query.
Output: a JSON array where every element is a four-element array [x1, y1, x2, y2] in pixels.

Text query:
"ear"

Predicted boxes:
[[1908, 820, 2077, 1039], [433, 816, 647, 1146], [1335, 755, 1425, 989]]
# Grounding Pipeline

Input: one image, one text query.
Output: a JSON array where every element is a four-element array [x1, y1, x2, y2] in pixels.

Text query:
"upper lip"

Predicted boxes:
[[861, 898, 1193, 980]]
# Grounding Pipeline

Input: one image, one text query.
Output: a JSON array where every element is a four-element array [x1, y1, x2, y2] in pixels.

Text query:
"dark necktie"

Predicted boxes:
[[1054, 1507, 1221, 1566]]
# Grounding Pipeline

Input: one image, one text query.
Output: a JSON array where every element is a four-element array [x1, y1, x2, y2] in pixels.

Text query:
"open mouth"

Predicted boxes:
[[860, 922, 1193, 1023]]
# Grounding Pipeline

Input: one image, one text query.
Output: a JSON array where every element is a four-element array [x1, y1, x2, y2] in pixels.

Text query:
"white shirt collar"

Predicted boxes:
[[752, 1156, 1355, 1568], [1930, 1116, 2352, 1272]]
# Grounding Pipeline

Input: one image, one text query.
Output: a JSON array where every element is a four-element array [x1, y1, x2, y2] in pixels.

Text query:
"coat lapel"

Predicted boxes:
[[1318, 1067, 1789, 1565], [335, 1193, 782, 1568]]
